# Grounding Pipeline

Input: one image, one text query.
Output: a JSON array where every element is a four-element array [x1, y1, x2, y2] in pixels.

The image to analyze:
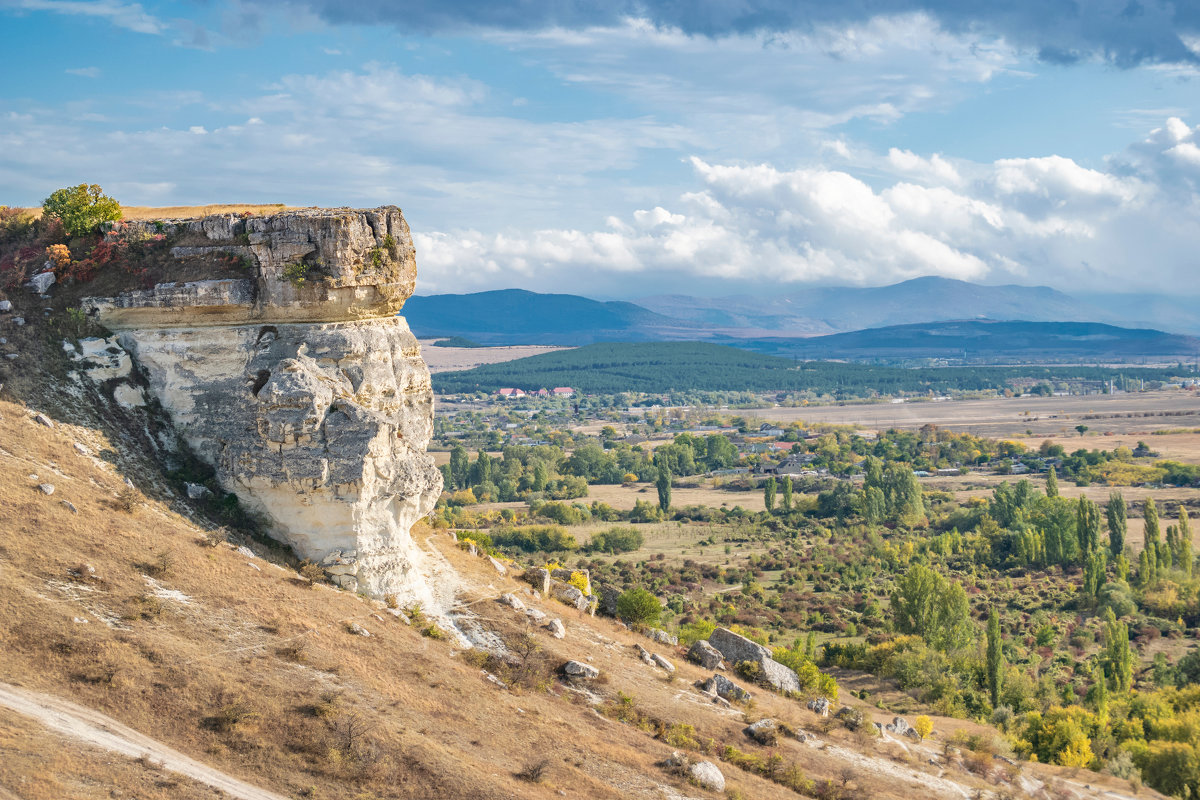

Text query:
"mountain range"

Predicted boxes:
[[402, 278, 1200, 353]]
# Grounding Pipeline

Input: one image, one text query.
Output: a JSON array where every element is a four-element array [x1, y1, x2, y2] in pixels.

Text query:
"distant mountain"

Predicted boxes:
[[734, 320, 1200, 361], [637, 277, 1109, 335], [403, 289, 710, 345]]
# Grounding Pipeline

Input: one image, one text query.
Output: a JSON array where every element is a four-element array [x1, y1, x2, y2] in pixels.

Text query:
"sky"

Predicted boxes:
[[2, 0, 1200, 298]]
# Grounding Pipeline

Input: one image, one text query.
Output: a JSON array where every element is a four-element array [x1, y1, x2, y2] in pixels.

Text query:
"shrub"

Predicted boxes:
[[42, 184, 121, 236], [298, 560, 326, 586], [915, 715, 933, 740], [616, 587, 662, 626]]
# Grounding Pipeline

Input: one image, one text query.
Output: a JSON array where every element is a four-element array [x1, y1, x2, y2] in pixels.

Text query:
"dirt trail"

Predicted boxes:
[[0, 682, 292, 800]]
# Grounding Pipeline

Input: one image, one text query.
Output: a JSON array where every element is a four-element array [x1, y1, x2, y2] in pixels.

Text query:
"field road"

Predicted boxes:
[[0, 682, 292, 800]]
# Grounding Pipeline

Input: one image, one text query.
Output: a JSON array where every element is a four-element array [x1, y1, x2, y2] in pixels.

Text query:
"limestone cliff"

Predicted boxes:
[[81, 207, 443, 600]]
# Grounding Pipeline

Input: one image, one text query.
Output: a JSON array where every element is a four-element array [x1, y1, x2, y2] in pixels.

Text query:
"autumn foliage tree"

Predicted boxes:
[[41, 184, 121, 236]]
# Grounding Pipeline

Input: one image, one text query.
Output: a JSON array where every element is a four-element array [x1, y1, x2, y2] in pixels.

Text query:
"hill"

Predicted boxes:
[[402, 289, 710, 345], [737, 320, 1200, 361], [431, 341, 1181, 395]]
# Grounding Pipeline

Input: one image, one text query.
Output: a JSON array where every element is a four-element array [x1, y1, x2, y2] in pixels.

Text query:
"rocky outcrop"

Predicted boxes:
[[706, 628, 802, 694], [80, 207, 442, 602]]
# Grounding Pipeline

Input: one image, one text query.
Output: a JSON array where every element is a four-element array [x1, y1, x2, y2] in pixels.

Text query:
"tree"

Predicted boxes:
[[1106, 491, 1127, 557], [449, 444, 469, 490], [890, 563, 973, 651], [1103, 607, 1133, 693], [781, 476, 793, 512], [986, 609, 1004, 708], [41, 184, 121, 236], [1045, 466, 1059, 498], [655, 465, 671, 513], [1076, 496, 1102, 557], [914, 715, 933, 740], [1075, 424, 1089, 436], [763, 476, 776, 513], [616, 587, 661, 626], [1144, 497, 1163, 574]]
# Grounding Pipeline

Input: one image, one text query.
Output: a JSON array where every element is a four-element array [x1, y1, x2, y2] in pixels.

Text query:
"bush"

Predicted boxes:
[[915, 715, 933, 740], [41, 184, 121, 236], [586, 526, 644, 554], [616, 587, 662, 626]]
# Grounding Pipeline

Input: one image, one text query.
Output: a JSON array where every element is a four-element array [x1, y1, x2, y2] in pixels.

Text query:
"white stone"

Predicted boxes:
[[487, 555, 506, 575], [687, 761, 724, 792], [185, 482, 212, 500], [651, 653, 675, 673], [562, 661, 599, 679], [38, 483, 55, 495], [347, 621, 371, 637], [33, 413, 53, 428], [113, 383, 146, 408], [545, 618, 566, 639], [73, 443, 90, 456], [12, 317, 25, 326], [498, 593, 526, 611], [26, 271, 55, 294], [0, 300, 11, 312]]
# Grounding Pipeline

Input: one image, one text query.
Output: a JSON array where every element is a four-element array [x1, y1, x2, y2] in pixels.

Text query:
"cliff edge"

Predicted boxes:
[[81, 206, 443, 601]]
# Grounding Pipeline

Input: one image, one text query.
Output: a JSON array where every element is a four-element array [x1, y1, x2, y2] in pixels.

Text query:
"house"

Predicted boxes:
[[497, 388, 526, 398], [535, 388, 550, 397], [757, 424, 786, 437], [552, 387, 575, 397], [935, 468, 962, 476], [761, 454, 817, 476]]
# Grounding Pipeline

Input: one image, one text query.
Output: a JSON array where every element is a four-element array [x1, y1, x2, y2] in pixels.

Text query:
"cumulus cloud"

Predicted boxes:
[[413, 122, 1198, 296], [252, 0, 1200, 66]]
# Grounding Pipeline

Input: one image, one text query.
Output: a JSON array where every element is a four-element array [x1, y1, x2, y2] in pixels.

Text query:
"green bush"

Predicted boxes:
[[41, 184, 121, 235], [616, 587, 662, 626]]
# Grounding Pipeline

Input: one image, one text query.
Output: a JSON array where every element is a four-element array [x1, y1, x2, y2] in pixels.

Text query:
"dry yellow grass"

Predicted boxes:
[[14, 204, 299, 220]]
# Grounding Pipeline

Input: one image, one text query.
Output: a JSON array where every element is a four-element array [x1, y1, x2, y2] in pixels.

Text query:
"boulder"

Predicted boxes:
[[707, 628, 771, 664], [758, 658, 803, 694], [12, 317, 25, 326], [635, 643, 654, 664], [33, 413, 53, 428], [807, 697, 831, 717], [186, 482, 212, 500], [487, 556, 506, 575], [687, 640, 725, 670], [884, 716, 911, 736], [904, 727, 922, 741], [498, 593, 526, 611], [0, 300, 11, 312], [687, 761, 725, 792], [38, 483, 55, 495], [562, 660, 599, 680], [651, 653, 675, 673], [646, 627, 677, 646], [545, 618, 565, 639], [26, 270, 55, 294], [346, 622, 371, 637], [834, 706, 865, 731], [698, 674, 751, 703], [523, 567, 551, 594], [550, 567, 590, 595], [524, 607, 547, 623], [596, 583, 621, 616], [550, 581, 591, 612], [744, 718, 779, 745]]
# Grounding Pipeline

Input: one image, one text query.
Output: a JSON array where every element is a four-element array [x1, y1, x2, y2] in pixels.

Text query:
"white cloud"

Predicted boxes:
[[10, 0, 164, 34], [64, 66, 101, 78]]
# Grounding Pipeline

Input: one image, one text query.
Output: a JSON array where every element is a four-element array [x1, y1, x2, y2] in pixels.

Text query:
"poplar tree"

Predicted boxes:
[[986, 609, 1004, 707], [656, 465, 672, 513], [1103, 607, 1133, 693], [1076, 496, 1102, 558], [1045, 467, 1059, 498], [1106, 491, 1127, 557], [763, 476, 776, 513], [781, 476, 793, 512]]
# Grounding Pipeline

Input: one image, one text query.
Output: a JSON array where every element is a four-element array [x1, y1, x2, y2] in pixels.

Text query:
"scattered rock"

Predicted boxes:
[[646, 627, 677, 646], [562, 660, 599, 680], [12, 317, 25, 326], [73, 617, 88, 624], [346, 622, 371, 637], [834, 706, 865, 731], [635, 643, 654, 664], [807, 697, 831, 717], [687, 640, 725, 670], [884, 716, 911, 736], [246, 562, 262, 572], [73, 442, 90, 456], [522, 567, 551, 594], [0, 300, 11, 312], [550, 580, 591, 612], [596, 583, 621, 616], [498, 593, 526, 611], [61, 500, 78, 513], [237, 545, 256, 559], [550, 567, 590, 595], [545, 619, 566, 639], [904, 728, 922, 741], [486, 556, 506, 575], [524, 607, 547, 623], [26, 270, 55, 294], [4, 354, 16, 361], [687, 761, 725, 792], [744, 718, 779, 745], [651, 653, 675, 673], [33, 413, 53, 428], [462, 539, 478, 556], [38, 483, 55, 495], [698, 674, 751, 703], [113, 383, 146, 408], [185, 482, 212, 500], [708, 627, 804, 694]]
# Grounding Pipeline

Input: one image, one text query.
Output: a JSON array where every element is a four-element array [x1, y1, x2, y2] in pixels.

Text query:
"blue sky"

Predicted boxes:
[[2, 0, 1200, 298]]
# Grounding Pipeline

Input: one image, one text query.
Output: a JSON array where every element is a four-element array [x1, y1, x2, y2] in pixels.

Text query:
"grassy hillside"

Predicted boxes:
[[432, 341, 1181, 395]]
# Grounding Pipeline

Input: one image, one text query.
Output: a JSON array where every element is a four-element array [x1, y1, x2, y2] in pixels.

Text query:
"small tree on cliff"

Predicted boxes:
[[42, 184, 122, 236]]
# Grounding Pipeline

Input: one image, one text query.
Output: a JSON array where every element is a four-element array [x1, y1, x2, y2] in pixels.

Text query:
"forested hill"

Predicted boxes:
[[431, 342, 1180, 396], [736, 320, 1200, 360], [402, 289, 709, 345]]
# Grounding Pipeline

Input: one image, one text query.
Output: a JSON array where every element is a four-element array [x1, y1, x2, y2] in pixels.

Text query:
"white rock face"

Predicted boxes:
[[82, 207, 443, 604]]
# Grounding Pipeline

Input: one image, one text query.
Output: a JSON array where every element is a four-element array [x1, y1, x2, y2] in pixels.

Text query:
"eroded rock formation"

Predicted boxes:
[[82, 207, 442, 600]]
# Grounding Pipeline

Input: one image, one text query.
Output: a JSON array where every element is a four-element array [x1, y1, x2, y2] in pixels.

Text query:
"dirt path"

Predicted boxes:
[[0, 682, 292, 800]]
